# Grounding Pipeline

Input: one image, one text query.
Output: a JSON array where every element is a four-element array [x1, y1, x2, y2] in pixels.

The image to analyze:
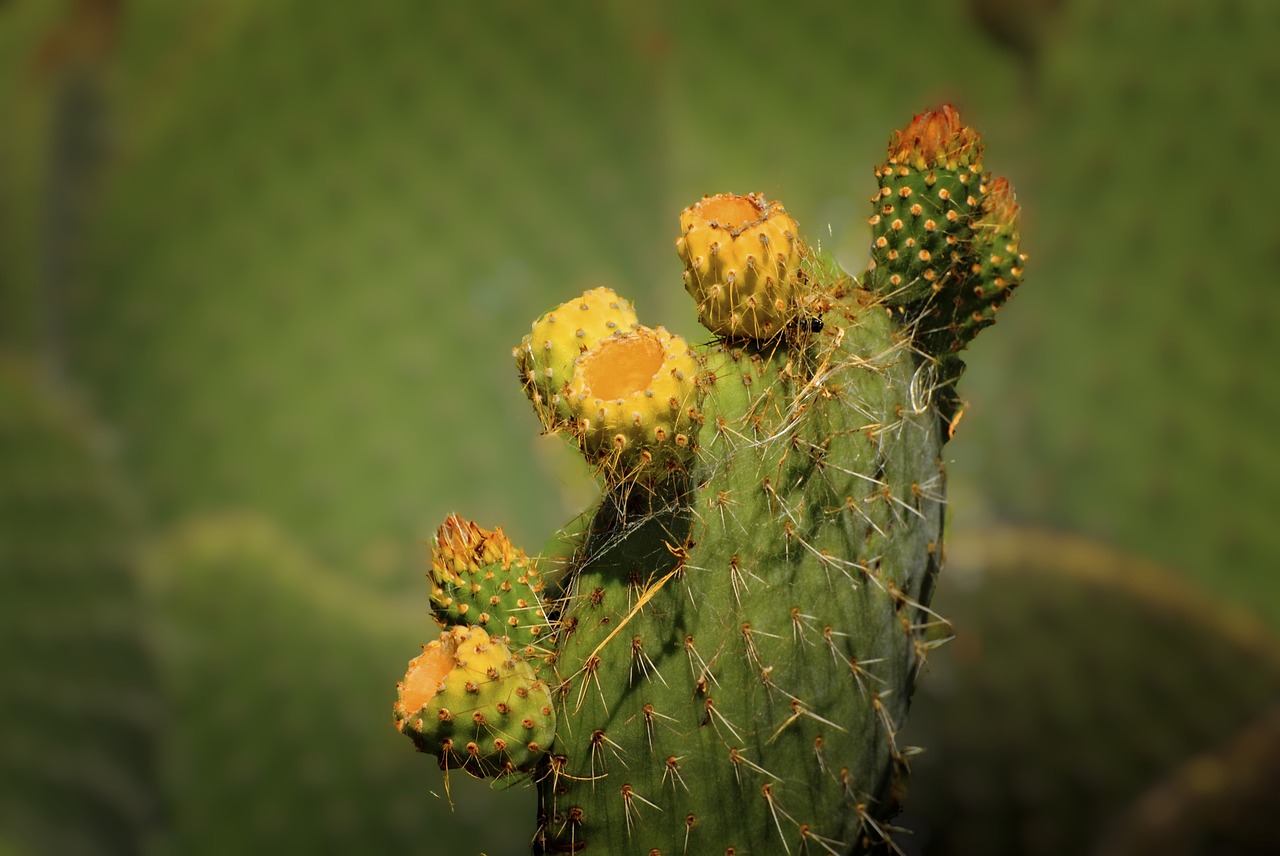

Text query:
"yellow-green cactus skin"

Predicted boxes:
[[394, 624, 555, 779], [395, 104, 1026, 854], [563, 324, 699, 470], [515, 287, 641, 431], [676, 192, 805, 340]]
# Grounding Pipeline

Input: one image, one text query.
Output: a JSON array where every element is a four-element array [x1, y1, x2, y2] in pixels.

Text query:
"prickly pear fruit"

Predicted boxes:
[[939, 174, 1025, 352], [563, 324, 699, 472], [866, 105, 1025, 422], [676, 192, 804, 340], [867, 104, 986, 308], [516, 287, 640, 431], [395, 624, 555, 779], [428, 515, 550, 651]]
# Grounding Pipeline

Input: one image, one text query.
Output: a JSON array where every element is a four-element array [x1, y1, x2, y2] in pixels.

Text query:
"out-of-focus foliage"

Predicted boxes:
[[0, 359, 161, 855], [1, 0, 1276, 853], [899, 528, 1280, 855], [950, 0, 1280, 626], [143, 513, 530, 855]]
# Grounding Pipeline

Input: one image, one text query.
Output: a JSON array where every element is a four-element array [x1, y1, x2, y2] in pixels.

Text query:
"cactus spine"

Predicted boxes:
[[395, 105, 1025, 854]]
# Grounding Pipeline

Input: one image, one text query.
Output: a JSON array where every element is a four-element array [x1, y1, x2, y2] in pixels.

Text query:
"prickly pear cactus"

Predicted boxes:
[[395, 105, 1026, 854]]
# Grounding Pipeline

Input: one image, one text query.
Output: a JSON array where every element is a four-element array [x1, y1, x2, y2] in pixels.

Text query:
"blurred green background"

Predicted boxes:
[[2, 1, 1277, 854]]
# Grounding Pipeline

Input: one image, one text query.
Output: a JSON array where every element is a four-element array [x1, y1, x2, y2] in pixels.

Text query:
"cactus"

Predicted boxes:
[[60, 0, 671, 579], [1096, 702, 1280, 856], [396, 105, 1025, 853]]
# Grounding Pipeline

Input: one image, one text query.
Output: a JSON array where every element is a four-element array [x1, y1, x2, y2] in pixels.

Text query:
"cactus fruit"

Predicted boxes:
[[394, 624, 556, 779], [563, 325, 700, 472], [403, 515, 559, 781], [516, 291, 699, 474], [516, 287, 642, 432], [866, 105, 1025, 421], [427, 515, 551, 650], [867, 104, 985, 308], [676, 192, 805, 340], [396, 105, 1024, 853]]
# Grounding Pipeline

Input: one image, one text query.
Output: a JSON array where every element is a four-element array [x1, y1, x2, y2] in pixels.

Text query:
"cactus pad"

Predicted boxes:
[[898, 528, 1280, 856], [395, 103, 1025, 854], [0, 360, 160, 856]]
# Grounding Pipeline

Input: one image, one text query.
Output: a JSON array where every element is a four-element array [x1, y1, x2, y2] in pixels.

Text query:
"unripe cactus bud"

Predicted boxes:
[[867, 105, 986, 306], [946, 174, 1027, 350], [428, 515, 550, 650], [676, 192, 804, 340]]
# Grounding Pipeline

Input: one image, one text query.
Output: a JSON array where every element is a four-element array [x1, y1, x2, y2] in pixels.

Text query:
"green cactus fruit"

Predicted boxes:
[[866, 104, 986, 308], [562, 324, 700, 473], [897, 528, 1280, 856], [865, 105, 1025, 425], [0, 358, 161, 856], [516, 287, 641, 433], [952, 176, 1025, 344], [676, 192, 806, 340], [913, 174, 1026, 378], [395, 624, 556, 780], [427, 514, 551, 651]]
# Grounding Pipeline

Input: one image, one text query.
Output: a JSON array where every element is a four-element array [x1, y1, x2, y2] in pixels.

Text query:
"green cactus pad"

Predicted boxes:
[[898, 528, 1280, 856], [0, 359, 161, 856], [391, 103, 1026, 853], [395, 624, 556, 779], [536, 285, 947, 854]]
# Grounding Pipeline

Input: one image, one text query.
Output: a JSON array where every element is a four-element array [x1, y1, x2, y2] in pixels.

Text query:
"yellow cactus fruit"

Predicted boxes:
[[394, 624, 555, 778], [675, 192, 803, 340], [564, 325, 699, 468], [514, 287, 639, 431]]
